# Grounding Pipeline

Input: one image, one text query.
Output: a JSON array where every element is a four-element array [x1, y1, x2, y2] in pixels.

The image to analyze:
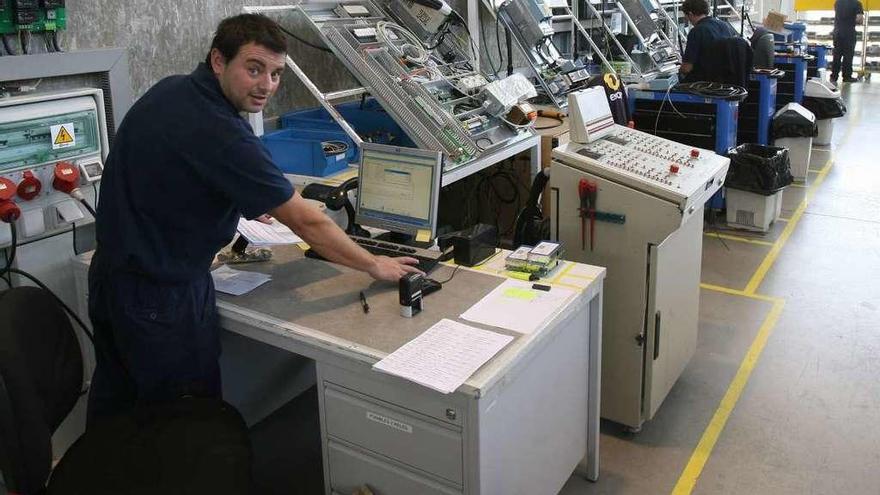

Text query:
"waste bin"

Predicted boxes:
[[725, 144, 794, 232], [802, 78, 846, 146], [772, 103, 817, 182]]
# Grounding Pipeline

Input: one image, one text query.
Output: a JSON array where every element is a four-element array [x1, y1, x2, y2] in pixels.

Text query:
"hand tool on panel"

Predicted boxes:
[[578, 178, 597, 251]]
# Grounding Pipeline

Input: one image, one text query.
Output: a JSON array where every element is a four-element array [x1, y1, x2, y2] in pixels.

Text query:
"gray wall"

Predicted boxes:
[[62, 0, 360, 119]]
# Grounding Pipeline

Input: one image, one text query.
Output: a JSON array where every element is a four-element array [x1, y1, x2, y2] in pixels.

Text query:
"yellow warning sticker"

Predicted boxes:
[[415, 229, 431, 243], [50, 123, 76, 150]]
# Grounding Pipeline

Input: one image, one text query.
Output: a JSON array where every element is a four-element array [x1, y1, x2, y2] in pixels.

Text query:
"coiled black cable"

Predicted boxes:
[[673, 81, 749, 101]]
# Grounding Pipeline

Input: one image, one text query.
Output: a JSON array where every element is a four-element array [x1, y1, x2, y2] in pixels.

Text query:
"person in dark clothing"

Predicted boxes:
[[679, 0, 738, 82], [87, 14, 422, 422], [750, 26, 776, 69], [831, 0, 865, 82]]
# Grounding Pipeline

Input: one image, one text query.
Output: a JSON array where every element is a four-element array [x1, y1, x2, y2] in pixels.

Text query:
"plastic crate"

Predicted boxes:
[[261, 128, 354, 177], [280, 99, 416, 150]]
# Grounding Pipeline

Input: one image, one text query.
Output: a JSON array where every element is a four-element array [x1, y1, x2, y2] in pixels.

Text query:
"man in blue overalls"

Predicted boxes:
[[87, 14, 422, 421]]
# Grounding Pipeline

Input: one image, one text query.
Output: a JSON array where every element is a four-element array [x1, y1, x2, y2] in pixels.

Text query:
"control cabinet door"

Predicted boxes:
[[549, 160, 681, 428], [643, 208, 704, 419]]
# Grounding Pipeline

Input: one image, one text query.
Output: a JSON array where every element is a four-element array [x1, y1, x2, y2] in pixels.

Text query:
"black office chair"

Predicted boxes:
[[0, 286, 253, 495]]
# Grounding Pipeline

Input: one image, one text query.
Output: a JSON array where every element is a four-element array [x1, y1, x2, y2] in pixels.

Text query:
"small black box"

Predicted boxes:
[[452, 224, 497, 267]]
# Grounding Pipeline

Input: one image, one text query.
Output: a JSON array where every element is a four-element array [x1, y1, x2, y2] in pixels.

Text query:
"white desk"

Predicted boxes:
[[75, 247, 604, 494]]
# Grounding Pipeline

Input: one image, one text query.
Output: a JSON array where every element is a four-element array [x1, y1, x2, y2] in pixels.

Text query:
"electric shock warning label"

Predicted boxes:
[[51, 123, 76, 150]]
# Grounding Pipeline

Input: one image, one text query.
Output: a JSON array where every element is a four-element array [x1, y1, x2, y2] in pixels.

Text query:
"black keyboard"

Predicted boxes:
[[348, 235, 443, 274]]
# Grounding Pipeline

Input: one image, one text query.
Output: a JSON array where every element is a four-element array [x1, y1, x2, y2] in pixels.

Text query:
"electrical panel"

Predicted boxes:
[[553, 125, 729, 212], [0, 0, 65, 36], [0, 89, 108, 248]]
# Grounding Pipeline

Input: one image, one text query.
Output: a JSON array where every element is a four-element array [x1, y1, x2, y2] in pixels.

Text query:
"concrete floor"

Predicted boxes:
[[561, 81, 880, 494]]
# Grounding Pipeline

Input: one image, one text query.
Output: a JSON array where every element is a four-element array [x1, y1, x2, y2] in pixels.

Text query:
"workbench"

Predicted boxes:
[[202, 247, 604, 494]]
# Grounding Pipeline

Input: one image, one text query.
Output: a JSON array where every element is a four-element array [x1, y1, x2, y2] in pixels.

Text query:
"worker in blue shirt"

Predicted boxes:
[[831, 0, 865, 82], [87, 14, 422, 421], [679, 0, 738, 82]]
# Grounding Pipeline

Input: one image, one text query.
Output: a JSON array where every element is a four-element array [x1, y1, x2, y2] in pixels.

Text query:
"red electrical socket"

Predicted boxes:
[[17, 171, 42, 201], [53, 161, 80, 193], [0, 177, 21, 223]]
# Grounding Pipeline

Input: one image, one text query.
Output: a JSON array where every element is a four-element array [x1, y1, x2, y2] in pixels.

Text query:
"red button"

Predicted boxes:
[[690, 149, 700, 158], [17, 171, 42, 201], [669, 164, 680, 174]]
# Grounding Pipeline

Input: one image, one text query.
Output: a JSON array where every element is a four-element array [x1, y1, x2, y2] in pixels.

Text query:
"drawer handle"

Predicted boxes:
[[445, 408, 457, 421]]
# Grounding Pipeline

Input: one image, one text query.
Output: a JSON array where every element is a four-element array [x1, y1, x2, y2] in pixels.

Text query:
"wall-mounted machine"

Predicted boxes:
[[483, 0, 613, 108], [0, 88, 107, 314], [550, 87, 729, 430], [575, 0, 681, 83], [251, 0, 540, 182]]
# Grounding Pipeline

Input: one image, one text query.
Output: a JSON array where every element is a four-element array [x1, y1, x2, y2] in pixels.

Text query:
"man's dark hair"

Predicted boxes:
[[205, 14, 287, 65], [681, 0, 710, 16]]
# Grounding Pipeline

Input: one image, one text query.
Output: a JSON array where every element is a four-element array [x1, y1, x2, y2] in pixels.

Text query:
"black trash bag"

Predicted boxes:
[[772, 104, 818, 138], [802, 96, 847, 119], [725, 144, 794, 195]]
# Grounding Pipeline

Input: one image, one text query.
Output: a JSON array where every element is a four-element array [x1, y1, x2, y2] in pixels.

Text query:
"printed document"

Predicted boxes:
[[211, 265, 272, 296], [373, 319, 513, 394], [237, 218, 302, 246], [461, 279, 575, 334]]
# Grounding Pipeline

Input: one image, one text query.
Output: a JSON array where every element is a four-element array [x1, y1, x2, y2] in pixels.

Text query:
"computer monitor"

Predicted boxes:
[[355, 143, 443, 240]]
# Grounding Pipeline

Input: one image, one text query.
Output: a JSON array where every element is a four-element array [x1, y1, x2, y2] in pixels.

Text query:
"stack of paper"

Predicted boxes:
[[460, 279, 574, 334], [373, 319, 513, 394], [237, 218, 302, 246], [211, 265, 272, 296]]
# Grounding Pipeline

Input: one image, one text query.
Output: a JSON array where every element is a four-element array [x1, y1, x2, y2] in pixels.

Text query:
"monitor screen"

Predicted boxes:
[[356, 143, 442, 238]]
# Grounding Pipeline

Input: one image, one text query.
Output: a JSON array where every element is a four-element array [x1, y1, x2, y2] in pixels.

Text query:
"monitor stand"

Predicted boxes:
[[375, 231, 434, 250]]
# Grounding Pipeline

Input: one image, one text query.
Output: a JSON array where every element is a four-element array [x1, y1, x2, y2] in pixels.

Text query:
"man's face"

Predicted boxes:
[[211, 42, 286, 113]]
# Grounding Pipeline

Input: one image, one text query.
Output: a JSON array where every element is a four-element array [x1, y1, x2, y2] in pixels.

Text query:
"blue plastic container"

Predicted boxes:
[[261, 128, 355, 177], [281, 98, 416, 149]]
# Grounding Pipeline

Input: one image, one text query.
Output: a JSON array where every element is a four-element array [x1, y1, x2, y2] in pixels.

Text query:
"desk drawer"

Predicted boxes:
[[328, 440, 461, 495], [320, 363, 463, 427], [324, 385, 463, 484]]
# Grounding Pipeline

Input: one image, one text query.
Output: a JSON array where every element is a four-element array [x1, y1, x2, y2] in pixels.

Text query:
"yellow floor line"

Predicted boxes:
[[744, 157, 833, 295], [699, 283, 779, 303], [704, 232, 774, 247], [671, 297, 786, 495], [673, 150, 839, 494], [673, 116, 853, 494]]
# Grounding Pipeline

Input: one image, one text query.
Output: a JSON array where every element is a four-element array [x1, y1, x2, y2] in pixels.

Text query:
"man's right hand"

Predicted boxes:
[[367, 255, 424, 282]]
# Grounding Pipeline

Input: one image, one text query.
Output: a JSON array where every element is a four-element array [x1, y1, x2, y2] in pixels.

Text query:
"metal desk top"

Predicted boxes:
[[215, 245, 605, 397]]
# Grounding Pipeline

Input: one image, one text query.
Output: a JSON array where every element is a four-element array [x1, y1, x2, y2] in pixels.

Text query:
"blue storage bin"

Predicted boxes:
[[281, 98, 416, 148], [261, 128, 354, 177]]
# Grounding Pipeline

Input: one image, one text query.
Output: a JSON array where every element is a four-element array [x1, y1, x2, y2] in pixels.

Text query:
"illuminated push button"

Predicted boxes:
[[690, 149, 700, 159], [17, 171, 42, 201], [669, 164, 680, 174]]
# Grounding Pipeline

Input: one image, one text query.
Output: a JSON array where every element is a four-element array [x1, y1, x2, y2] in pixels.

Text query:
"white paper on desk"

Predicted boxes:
[[211, 265, 272, 296], [460, 279, 575, 334], [237, 218, 302, 246], [373, 319, 513, 394]]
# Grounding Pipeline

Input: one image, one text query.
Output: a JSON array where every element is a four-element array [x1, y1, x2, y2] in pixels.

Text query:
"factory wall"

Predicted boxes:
[[56, 0, 518, 121]]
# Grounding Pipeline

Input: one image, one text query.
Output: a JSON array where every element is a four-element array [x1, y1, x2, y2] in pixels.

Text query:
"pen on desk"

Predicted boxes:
[[359, 291, 370, 314]]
